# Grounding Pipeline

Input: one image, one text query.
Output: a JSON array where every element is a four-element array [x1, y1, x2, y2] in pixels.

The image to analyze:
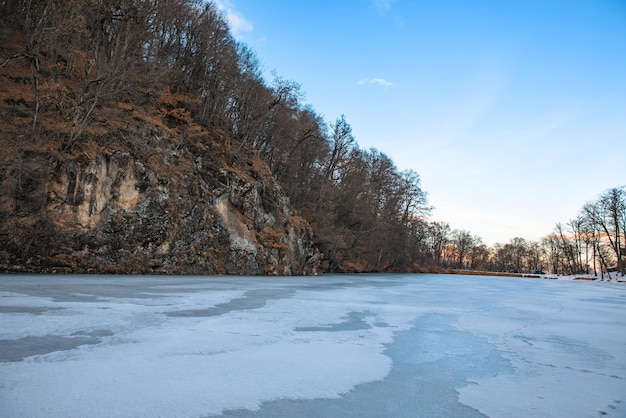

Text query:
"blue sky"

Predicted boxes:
[[218, 0, 626, 245]]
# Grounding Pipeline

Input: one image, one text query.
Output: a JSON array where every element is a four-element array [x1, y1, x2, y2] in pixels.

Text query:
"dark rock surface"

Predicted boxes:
[[0, 131, 320, 275]]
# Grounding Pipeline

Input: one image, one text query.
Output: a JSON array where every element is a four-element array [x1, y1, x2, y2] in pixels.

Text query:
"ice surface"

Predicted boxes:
[[1, 274, 624, 417]]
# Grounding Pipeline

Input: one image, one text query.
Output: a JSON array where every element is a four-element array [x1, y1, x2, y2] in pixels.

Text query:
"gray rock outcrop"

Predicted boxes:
[[0, 130, 320, 275]]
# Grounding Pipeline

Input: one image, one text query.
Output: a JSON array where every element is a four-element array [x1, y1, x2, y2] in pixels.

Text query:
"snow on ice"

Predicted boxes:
[[1, 274, 625, 417]]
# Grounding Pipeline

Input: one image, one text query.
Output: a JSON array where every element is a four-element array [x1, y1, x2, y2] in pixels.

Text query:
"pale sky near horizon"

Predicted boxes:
[[217, 0, 626, 246]]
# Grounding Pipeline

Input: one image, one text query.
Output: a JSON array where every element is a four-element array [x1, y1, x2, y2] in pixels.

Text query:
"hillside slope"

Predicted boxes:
[[0, 27, 320, 275]]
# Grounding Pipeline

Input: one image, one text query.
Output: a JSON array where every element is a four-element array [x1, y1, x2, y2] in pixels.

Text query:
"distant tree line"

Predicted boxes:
[[431, 187, 625, 277], [2, 0, 623, 274], [542, 187, 625, 277]]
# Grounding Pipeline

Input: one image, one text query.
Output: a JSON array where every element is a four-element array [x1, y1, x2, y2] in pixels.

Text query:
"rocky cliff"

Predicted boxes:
[[0, 16, 323, 276], [0, 112, 320, 275]]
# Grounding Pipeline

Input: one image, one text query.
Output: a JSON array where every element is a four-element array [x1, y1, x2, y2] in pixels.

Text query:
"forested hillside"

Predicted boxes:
[[0, 0, 435, 273]]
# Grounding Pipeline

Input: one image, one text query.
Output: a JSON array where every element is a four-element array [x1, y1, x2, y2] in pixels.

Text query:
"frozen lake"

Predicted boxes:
[[1, 274, 625, 417]]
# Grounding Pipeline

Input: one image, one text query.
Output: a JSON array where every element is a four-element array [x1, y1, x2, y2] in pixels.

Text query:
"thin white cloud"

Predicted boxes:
[[374, 0, 395, 15], [214, 0, 253, 38], [358, 78, 394, 87]]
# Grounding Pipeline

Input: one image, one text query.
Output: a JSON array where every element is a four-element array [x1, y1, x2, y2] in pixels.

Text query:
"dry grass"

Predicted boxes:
[[447, 269, 525, 278]]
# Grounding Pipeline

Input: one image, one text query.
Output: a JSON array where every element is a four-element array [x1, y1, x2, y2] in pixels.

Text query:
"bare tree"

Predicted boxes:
[[324, 115, 355, 182], [583, 187, 625, 276], [468, 240, 490, 271], [451, 229, 474, 269], [428, 221, 450, 265]]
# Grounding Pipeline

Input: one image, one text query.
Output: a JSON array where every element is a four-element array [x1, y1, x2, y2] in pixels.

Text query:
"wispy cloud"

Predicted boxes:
[[214, 0, 253, 39], [358, 78, 394, 87], [374, 0, 396, 15]]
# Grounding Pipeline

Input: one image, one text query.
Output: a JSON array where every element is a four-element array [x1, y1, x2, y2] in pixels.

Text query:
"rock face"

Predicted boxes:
[[0, 130, 321, 275]]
